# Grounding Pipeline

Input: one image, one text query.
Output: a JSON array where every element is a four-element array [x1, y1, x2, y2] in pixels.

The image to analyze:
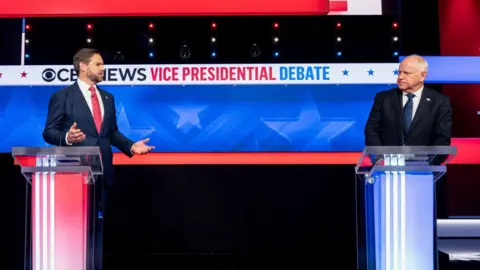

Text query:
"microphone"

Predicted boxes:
[[393, 88, 405, 146]]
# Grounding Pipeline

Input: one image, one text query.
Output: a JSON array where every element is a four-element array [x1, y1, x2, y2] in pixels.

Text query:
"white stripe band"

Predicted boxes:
[[42, 172, 48, 270], [50, 172, 55, 270], [35, 172, 40, 270]]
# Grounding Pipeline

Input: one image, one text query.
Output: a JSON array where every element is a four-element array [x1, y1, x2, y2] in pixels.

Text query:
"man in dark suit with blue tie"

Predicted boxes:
[[42, 48, 154, 269], [365, 54, 452, 147], [364, 54, 452, 224], [357, 55, 453, 269]]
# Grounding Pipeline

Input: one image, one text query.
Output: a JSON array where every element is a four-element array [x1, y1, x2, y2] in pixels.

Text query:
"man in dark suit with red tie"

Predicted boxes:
[[42, 48, 154, 269], [43, 48, 154, 177]]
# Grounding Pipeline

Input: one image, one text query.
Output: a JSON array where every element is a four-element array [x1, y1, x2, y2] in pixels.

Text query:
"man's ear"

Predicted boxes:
[[79, 62, 88, 73], [420, 71, 427, 82]]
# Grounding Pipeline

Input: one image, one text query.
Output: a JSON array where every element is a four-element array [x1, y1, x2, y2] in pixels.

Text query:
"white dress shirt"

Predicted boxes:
[[402, 87, 423, 120], [65, 80, 105, 145]]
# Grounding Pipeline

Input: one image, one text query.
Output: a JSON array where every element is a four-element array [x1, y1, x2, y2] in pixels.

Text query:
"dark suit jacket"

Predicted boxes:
[[365, 87, 452, 146], [42, 83, 134, 183]]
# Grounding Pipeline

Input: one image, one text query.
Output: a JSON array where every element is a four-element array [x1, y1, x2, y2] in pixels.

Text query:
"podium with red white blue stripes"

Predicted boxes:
[[355, 146, 456, 270], [13, 146, 102, 270]]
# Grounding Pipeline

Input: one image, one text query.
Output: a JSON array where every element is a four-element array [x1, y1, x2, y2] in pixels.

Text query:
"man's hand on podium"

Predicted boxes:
[[131, 138, 155, 155], [66, 122, 86, 145]]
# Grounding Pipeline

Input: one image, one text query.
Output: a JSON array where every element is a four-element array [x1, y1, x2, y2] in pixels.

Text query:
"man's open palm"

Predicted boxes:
[[131, 138, 154, 154]]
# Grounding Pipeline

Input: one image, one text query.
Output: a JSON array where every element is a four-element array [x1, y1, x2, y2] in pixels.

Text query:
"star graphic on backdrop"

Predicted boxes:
[[116, 103, 156, 140], [393, 69, 399, 75], [303, 118, 356, 150], [261, 105, 320, 143], [169, 105, 208, 132], [20, 71, 27, 78], [261, 96, 356, 150], [342, 69, 349, 76], [368, 69, 374, 76]]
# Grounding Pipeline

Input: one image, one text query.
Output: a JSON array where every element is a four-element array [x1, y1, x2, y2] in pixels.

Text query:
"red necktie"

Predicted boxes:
[[88, 86, 103, 133]]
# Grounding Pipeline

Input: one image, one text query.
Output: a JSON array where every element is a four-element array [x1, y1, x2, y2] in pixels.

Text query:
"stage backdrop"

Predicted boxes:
[[0, 63, 400, 153], [1, 61, 479, 163]]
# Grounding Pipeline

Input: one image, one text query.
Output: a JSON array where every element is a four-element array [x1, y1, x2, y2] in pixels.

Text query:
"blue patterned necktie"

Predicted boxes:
[[403, 93, 415, 134]]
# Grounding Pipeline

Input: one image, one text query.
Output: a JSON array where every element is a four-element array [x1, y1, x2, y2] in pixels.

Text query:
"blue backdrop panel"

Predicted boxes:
[[401, 56, 480, 83], [0, 84, 391, 153]]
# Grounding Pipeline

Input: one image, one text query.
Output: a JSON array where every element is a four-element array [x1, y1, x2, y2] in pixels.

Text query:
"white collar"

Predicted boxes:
[[403, 86, 423, 97], [77, 79, 97, 92]]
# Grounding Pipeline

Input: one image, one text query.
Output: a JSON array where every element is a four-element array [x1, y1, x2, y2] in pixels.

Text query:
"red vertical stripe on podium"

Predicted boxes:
[[32, 172, 89, 270]]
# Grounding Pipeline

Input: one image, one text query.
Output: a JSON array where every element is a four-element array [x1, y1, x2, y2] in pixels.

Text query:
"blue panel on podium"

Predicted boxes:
[[365, 172, 435, 270]]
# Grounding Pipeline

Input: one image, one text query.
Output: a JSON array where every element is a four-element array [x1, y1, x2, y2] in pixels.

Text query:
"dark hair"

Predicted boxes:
[[73, 48, 100, 74]]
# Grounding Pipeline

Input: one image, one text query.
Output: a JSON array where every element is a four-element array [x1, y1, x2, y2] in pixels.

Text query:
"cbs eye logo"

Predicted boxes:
[[42, 68, 56, 82]]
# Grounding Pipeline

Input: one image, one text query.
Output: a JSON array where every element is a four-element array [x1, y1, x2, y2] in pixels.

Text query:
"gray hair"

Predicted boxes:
[[406, 54, 429, 72]]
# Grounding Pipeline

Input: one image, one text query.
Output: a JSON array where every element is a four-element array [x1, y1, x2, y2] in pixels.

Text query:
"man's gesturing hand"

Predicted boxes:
[[131, 138, 155, 155], [67, 122, 86, 143]]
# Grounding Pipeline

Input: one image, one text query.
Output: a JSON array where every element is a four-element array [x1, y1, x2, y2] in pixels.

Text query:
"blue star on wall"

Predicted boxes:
[[342, 69, 349, 76], [169, 104, 208, 133], [393, 69, 399, 75], [368, 69, 374, 76]]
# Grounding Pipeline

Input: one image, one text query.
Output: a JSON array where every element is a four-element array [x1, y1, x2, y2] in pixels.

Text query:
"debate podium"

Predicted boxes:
[[13, 146, 103, 270], [355, 146, 456, 270]]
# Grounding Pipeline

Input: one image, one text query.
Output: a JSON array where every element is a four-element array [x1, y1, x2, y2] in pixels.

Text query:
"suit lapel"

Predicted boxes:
[[98, 88, 111, 135], [395, 88, 403, 117], [72, 83, 98, 135], [389, 89, 403, 122], [408, 89, 431, 133], [391, 89, 404, 141]]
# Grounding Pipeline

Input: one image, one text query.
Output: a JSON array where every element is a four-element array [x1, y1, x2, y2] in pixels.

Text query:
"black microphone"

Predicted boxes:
[[393, 88, 405, 146]]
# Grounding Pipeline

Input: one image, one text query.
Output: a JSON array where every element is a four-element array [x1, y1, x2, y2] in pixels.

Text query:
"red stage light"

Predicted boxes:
[[148, 23, 155, 29], [393, 22, 398, 28], [86, 24, 93, 30], [211, 22, 217, 28], [273, 22, 279, 28], [25, 24, 31, 30], [336, 22, 342, 28]]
